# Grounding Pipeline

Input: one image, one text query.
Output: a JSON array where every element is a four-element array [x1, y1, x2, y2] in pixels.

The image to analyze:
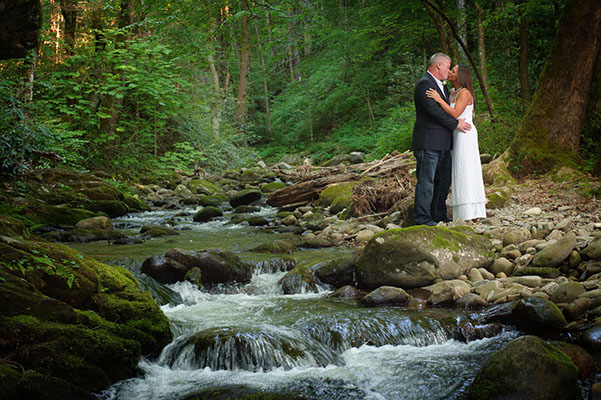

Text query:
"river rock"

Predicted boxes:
[[532, 231, 577, 268], [503, 228, 531, 246], [580, 325, 601, 352], [562, 297, 591, 321], [173, 184, 194, 198], [329, 285, 362, 298], [488, 257, 514, 276], [459, 322, 502, 340], [356, 226, 493, 289], [455, 293, 488, 309], [141, 255, 189, 284], [314, 255, 357, 288], [583, 237, 601, 260], [552, 342, 595, 378], [164, 248, 252, 285], [75, 216, 113, 230], [510, 297, 567, 334], [193, 206, 223, 222], [360, 286, 411, 306], [251, 240, 298, 254], [550, 281, 586, 304], [524, 207, 542, 216], [229, 189, 262, 208], [422, 279, 471, 306], [465, 335, 579, 400]]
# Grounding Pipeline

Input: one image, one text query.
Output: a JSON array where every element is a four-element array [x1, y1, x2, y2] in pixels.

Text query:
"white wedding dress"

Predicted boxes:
[[450, 101, 487, 220]]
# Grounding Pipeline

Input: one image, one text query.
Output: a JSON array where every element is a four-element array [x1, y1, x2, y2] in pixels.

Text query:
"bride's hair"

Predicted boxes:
[[457, 64, 475, 111]]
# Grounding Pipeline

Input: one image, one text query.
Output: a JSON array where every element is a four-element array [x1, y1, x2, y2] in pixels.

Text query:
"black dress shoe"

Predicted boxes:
[[437, 217, 452, 223]]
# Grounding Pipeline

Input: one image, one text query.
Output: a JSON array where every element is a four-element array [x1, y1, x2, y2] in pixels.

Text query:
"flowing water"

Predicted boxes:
[[70, 205, 519, 400]]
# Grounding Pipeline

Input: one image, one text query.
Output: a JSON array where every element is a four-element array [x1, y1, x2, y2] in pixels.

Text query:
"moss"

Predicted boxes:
[[84, 200, 129, 218], [318, 182, 354, 207], [23, 203, 98, 227], [123, 194, 151, 211], [0, 215, 29, 237], [251, 240, 298, 254], [261, 181, 287, 193], [198, 195, 228, 207]]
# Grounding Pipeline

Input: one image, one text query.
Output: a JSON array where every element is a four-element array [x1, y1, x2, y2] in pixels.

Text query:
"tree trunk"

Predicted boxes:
[[475, 1, 489, 91], [59, 0, 77, 56], [583, 53, 601, 176], [507, 0, 601, 175], [234, 0, 250, 123], [255, 25, 271, 138], [518, 0, 531, 111]]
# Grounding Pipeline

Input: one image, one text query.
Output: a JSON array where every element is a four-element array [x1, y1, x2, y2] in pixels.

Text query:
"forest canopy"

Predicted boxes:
[[1, 0, 599, 178]]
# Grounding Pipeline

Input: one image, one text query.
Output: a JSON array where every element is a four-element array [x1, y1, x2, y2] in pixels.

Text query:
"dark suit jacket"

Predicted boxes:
[[411, 72, 458, 151]]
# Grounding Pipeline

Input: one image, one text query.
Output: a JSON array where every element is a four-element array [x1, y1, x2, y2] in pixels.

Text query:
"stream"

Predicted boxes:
[[70, 205, 519, 400]]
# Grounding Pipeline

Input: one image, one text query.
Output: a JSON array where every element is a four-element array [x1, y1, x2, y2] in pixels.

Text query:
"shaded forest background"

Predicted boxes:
[[1, 0, 600, 179]]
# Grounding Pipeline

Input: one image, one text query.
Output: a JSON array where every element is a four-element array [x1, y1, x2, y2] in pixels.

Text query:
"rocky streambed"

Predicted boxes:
[[1, 164, 601, 399]]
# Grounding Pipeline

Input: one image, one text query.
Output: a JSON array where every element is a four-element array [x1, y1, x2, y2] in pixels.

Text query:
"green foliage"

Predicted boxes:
[[373, 104, 416, 158], [1, 250, 81, 288]]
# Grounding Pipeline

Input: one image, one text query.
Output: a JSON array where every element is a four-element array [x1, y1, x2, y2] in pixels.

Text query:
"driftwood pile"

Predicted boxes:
[[267, 150, 417, 217]]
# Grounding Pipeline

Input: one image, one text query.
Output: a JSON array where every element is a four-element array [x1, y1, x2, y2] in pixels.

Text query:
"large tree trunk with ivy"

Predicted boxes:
[[506, 0, 601, 176]]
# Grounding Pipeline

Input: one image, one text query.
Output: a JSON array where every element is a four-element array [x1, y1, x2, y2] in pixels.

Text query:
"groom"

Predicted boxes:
[[412, 52, 470, 226]]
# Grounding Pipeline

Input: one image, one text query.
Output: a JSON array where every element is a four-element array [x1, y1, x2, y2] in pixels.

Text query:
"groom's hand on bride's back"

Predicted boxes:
[[457, 118, 471, 132]]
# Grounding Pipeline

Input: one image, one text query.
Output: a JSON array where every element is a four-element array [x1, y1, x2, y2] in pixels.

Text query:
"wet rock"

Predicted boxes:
[[579, 325, 601, 352], [456, 293, 488, 309], [164, 248, 252, 285], [248, 216, 269, 226], [552, 342, 595, 378], [173, 184, 194, 198], [184, 267, 202, 289], [465, 336, 579, 400], [329, 285, 362, 298], [356, 226, 493, 289], [260, 181, 286, 193], [532, 231, 577, 268], [459, 322, 502, 341], [510, 297, 567, 334], [140, 224, 178, 236], [229, 189, 262, 208], [84, 200, 129, 218], [561, 297, 591, 321], [314, 255, 357, 288], [193, 206, 223, 222], [360, 286, 411, 306], [233, 205, 260, 213], [142, 255, 189, 284]]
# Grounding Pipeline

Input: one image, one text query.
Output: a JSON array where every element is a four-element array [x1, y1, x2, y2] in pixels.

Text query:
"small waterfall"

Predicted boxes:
[[158, 326, 342, 371]]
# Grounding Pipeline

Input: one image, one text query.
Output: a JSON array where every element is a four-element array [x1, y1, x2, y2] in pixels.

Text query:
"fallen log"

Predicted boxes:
[[266, 173, 359, 208]]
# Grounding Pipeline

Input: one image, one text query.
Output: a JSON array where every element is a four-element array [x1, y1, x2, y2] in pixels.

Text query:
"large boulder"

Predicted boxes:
[[141, 255, 190, 284], [583, 237, 601, 260], [355, 226, 493, 289], [164, 248, 252, 285], [0, 237, 171, 397], [465, 335, 580, 400], [75, 216, 113, 230]]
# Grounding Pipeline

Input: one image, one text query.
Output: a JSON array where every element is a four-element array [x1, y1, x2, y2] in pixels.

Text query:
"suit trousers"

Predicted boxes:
[[413, 149, 452, 225]]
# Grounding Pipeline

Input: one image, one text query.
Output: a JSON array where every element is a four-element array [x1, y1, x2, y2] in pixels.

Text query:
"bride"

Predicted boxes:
[[425, 64, 487, 222]]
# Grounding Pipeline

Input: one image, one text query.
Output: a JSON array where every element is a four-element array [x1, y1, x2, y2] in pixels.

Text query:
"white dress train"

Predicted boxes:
[[450, 102, 487, 220]]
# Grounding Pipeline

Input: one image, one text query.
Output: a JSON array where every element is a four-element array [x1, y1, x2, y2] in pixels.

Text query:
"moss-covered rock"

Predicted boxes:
[[0, 238, 171, 396], [189, 179, 219, 195], [260, 181, 286, 193], [465, 335, 579, 400], [251, 240, 298, 254], [0, 215, 29, 237], [193, 206, 224, 222], [509, 297, 567, 334], [487, 189, 511, 209], [356, 226, 493, 289], [43, 228, 128, 243], [279, 262, 319, 294], [318, 182, 354, 208], [512, 267, 561, 278], [314, 255, 357, 288], [229, 189, 262, 208], [198, 194, 228, 207], [84, 199, 129, 218], [123, 193, 152, 211], [23, 203, 98, 227]]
